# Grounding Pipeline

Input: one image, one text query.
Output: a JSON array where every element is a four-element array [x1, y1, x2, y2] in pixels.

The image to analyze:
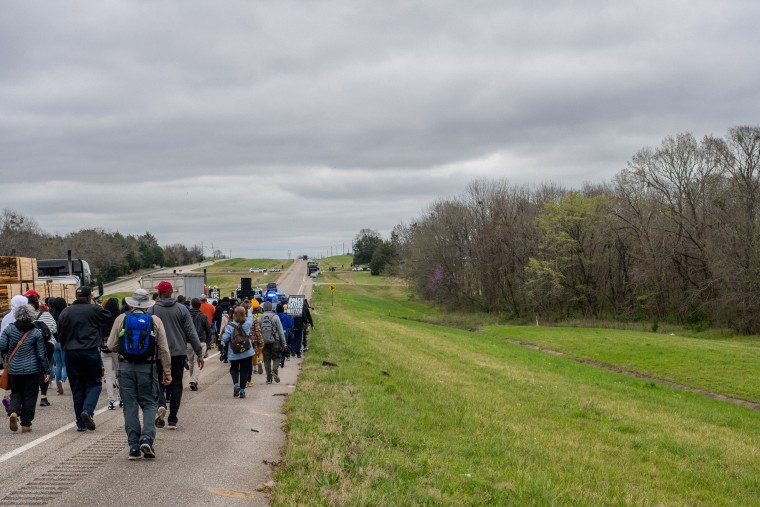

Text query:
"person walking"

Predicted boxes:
[[107, 289, 172, 460], [187, 298, 211, 391], [101, 298, 122, 410], [56, 286, 111, 432], [258, 301, 286, 384], [149, 281, 204, 430], [276, 303, 293, 368], [0, 304, 50, 433], [49, 298, 68, 396], [24, 290, 56, 408], [1, 295, 27, 416], [220, 305, 256, 398]]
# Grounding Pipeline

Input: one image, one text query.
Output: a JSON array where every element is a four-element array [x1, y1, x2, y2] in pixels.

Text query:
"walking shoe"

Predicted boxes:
[[297, 354, 301, 358], [2, 396, 11, 415], [166, 423, 177, 430], [266, 377, 272, 384], [21, 426, 31, 433], [9, 412, 18, 432], [40, 398, 50, 407], [245, 380, 254, 388], [107, 401, 116, 410], [233, 385, 240, 397], [128, 446, 142, 460], [273, 372, 280, 383], [279, 361, 284, 368], [189, 382, 198, 391], [140, 440, 156, 459], [57, 380, 64, 395], [239, 390, 246, 399], [76, 426, 86, 432], [155, 406, 167, 428], [81, 412, 96, 431]]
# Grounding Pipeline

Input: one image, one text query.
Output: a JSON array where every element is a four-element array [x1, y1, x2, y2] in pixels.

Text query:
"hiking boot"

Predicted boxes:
[[9, 412, 18, 432], [189, 382, 198, 391], [40, 398, 50, 407], [128, 446, 142, 460], [107, 401, 116, 410], [21, 426, 31, 433], [233, 386, 240, 397], [2, 396, 11, 415], [273, 372, 280, 383], [140, 440, 156, 459], [81, 412, 96, 431], [239, 390, 246, 399], [155, 406, 167, 428], [57, 380, 64, 395]]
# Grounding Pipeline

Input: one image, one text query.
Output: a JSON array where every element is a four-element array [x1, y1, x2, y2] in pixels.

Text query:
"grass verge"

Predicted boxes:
[[274, 282, 760, 506]]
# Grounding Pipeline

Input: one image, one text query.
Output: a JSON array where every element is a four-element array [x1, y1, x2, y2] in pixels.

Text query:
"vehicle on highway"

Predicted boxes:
[[269, 267, 281, 272], [249, 268, 266, 273], [38, 258, 92, 285]]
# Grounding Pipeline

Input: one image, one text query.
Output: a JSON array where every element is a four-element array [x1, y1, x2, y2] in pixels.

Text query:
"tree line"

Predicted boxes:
[[361, 126, 760, 333], [0, 210, 204, 283]]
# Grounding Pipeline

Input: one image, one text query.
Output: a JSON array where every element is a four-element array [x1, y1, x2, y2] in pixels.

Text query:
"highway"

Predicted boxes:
[[102, 260, 218, 295], [0, 259, 313, 506]]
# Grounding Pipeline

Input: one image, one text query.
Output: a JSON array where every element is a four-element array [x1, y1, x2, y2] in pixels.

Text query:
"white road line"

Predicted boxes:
[[0, 350, 221, 464]]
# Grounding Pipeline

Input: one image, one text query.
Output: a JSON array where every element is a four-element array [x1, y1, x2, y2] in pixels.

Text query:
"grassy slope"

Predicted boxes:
[[274, 282, 760, 506]]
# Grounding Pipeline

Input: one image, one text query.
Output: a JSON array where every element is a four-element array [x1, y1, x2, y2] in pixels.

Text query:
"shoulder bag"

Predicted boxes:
[[0, 331, 32, 390]]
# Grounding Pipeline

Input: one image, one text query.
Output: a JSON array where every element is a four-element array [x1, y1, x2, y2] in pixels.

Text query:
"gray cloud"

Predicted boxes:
[[2, 1, 759, 257]]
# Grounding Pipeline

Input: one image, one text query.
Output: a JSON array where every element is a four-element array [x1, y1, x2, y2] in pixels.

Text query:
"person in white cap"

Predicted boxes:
[[107, 289, 172, 460]]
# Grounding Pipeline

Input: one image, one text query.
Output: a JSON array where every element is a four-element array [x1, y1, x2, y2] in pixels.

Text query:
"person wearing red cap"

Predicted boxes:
[[148, 281, 204, 430]]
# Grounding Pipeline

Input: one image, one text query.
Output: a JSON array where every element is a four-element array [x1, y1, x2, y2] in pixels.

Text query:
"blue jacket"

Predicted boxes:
[[221, 312, 255, 361], [277, 311, 293, 337], [0, 323, 49, 375]]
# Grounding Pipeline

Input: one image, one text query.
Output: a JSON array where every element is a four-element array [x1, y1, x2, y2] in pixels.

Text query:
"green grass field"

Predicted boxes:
[[274, 281, 760, 506]]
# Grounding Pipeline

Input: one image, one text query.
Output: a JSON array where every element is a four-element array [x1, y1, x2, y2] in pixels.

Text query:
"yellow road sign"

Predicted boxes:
[[329, 284, 337, 292]]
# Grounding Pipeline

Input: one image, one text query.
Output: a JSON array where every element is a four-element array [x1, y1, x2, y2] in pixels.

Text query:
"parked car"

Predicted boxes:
[[249, 268, 266, 273], [269, 267, 281, 272]]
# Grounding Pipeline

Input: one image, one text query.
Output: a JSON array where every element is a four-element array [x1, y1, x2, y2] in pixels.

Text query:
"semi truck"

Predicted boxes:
[[139, 272, 206, 299]]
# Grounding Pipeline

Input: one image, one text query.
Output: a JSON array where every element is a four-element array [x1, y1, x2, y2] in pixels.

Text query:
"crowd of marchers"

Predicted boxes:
[[0, 281, 313, 461]]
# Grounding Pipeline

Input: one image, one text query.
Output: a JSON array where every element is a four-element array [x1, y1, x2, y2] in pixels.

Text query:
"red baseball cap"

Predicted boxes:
[[23, 289, 40, 298], [155, 281, 173, 293]]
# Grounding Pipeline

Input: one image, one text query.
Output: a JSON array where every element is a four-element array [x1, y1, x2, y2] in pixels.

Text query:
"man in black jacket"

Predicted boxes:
[[57, 286, 111, 431]]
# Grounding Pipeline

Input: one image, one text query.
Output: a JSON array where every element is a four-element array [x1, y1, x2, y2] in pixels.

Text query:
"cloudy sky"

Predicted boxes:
[[2, 1, 759, 259]]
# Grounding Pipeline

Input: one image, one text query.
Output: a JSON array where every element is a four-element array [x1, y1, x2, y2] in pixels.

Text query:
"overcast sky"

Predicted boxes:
[[2, 1, 759, 259]]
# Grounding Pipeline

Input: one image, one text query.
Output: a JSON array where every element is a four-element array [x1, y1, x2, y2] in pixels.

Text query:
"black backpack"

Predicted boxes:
[[34, 312, 53, 343], [230, 322, 251, 354], [118, 312, 157, 363], [191, 311, 207, 341]]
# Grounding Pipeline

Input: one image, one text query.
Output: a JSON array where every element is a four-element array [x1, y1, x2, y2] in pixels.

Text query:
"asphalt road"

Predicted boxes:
[[0, 259, 313, 506], [102, 260, 218, 295]]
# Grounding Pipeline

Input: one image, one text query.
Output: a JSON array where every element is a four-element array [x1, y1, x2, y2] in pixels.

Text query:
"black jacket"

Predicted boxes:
[[57, 300, 111, 351]]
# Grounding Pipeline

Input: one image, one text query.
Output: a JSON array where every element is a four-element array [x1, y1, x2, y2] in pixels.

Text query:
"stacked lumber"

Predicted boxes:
[[0, 257, 81, 313]]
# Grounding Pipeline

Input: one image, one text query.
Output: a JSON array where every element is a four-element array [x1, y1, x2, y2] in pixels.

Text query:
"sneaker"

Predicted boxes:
[[239, 390, 246, 399], [297, 354, 301, 358], [2, 396, 11, 415], [245, 380, 254, 388], [166, 423, 177, 430], [107, 401, 116, 410], [81, 412, 96, 431], [128, 446, 142, 460], [155, 406, 167, 428], [273, 372, 280, 383], [233, 386, 240, 397], [21, 426, 31, 433], [76, 426, 86, 432], [57, 380, 64, 395], [279, 361, 284, 368], [40, 398, 51, 407], [140, 440, 156, 459], [189, 382, 198, 391], [266, 377, 272, 384], [9, 412, 18, 432]]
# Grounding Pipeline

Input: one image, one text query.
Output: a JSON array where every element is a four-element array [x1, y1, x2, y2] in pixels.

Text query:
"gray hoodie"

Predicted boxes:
[[149, 298, 202, 357]]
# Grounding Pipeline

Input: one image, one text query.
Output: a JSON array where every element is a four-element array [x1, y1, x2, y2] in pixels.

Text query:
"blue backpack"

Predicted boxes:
[[118, 312, 157, 363]]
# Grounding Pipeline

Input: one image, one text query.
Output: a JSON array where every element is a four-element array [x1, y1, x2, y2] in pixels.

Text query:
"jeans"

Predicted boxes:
[[53, 341, 67, 383], [158, 355, 185, 425], [118, 361, 159, 446], [229, 358, 253, 390], [9, 372, 40, 427], [65, 348, 103, 429]]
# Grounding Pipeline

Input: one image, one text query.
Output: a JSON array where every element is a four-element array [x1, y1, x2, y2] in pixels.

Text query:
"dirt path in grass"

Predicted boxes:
[[502, 338, 760, 412]]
